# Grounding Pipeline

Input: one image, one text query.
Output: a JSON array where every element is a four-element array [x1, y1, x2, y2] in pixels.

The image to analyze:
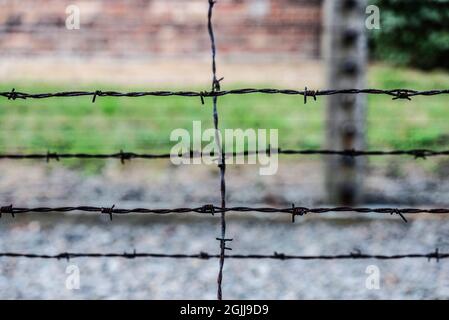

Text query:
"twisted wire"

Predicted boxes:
[[2, 88, 448, 102], [0, 149, 447, 162], [2, 204, 449, 223], [0, 249, 446, 262], [207, 0, 230, 300]]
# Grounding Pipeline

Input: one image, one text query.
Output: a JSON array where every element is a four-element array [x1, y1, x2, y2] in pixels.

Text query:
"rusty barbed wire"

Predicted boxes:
[[1, 88, 448, 103], [0, 148, 447, 162], [0, 249, 446, 262], [2, 204, 449, 222]]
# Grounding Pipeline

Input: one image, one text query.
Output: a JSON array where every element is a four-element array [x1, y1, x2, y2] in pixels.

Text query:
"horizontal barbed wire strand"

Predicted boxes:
[[0, 249, 446, 261], [1, 88, 448, 102], [0, 149, 447, 162], [1, 204, 449, 222]]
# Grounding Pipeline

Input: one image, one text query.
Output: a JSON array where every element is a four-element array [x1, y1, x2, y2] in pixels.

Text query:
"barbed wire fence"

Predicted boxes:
[[1, 0, 449, 299], [2, 88, 448, 101], [1, 249, 447, 262], [0, 148, 448, 161]]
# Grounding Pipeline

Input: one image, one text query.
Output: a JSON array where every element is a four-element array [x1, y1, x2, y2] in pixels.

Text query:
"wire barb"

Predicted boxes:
[[8, 88, 18, 100], [46, 151, 59, 162], [0, 205, 14, 218], [200, 204, 216, 216], [92, 90, 102, 103], [291, 204, 308, 223], [350, 249, 363, 258], [392, 90, 412, 101], [118, 150, 131, 164], [216, 238, 233, 251], [428, 248, 441, 263], [304, 87, 318, 104], [101, 205, 116, 221], [391, 208, 408, 223]]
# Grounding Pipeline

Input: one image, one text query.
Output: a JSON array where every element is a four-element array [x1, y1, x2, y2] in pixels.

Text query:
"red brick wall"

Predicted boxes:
[[0, 0, 323, 60]]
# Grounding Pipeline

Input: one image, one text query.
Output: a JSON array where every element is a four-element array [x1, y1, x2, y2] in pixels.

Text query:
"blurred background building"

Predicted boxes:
[[0, 0, 322, 61]]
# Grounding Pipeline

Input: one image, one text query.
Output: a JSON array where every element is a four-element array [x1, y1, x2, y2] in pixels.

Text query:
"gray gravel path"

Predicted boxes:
[[1, 215, 449, 299], [0, 159, 448, 299]]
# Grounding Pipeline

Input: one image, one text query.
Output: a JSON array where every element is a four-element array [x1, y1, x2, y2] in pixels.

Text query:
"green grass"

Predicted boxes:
[[367, 65, 449, 149], [0, 64, 448, 156]]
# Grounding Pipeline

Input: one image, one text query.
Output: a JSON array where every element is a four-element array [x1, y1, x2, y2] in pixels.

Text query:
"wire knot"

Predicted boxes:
[[199, 91, 208, 105], [123, 249, 137, 259], [291, 204, 308, 223], [274, 251, 286, 260], [216, 238, 233, 250], [46, 151, 59, 162], [413, 150, 427, 160], [101, 204, 115, 221], [391, 208, 407, 223], [392, 90, 412, 101], [212, 77, 224, 92], [217, 161, 226, 170], [304, 87, 317, 104], [199, 251, 210, 259], [200, 204, 216, 216], [0, 204, 13, 218], [58, 252, 71, 261], [350, 249, 362, 258], [8, 88, 18, 100], [344, 148, 358, 157], [119, 150, 131, 164], [92, 90, 102, 103], [428, 248, 440, 262]]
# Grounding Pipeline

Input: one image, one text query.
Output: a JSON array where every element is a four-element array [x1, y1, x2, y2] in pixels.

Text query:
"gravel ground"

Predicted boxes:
[[0, 158, 448, 299]]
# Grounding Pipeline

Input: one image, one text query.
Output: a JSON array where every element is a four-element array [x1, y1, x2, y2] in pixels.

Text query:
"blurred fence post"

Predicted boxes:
[[323, 0, 367, 205]]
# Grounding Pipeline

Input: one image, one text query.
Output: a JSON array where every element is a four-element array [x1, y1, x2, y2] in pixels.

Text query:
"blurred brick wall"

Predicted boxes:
[[0, 0, 323, 60]]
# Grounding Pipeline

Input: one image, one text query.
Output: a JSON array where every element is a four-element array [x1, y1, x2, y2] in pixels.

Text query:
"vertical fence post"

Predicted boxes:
[[323, 0, 367, 205]]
